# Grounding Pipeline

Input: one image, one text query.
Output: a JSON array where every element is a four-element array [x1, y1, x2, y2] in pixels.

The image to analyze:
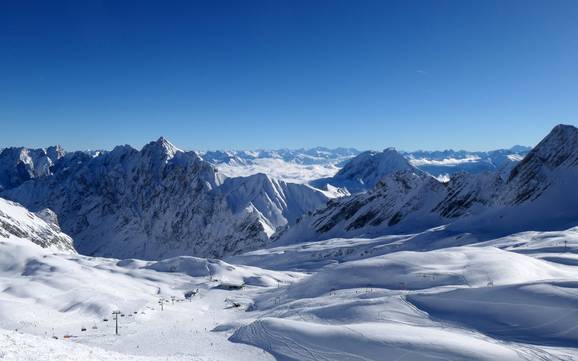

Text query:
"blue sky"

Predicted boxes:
[[1, 0, 577, 151]]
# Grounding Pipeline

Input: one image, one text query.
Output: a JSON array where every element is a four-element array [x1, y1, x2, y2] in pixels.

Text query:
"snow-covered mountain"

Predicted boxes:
[[202, 147, 360, 184], [1, 138, 329, 260], [404, 146, 530, 180], [0, 145, 65, 191], [0, 197, 74, 252], [202, 147, 361, 166], [217, 173, 331, 236], [311, 148, 423, 193], [201, 145, 529, 187], [502, 124, 578, 204], [276, 124, 578, 244]]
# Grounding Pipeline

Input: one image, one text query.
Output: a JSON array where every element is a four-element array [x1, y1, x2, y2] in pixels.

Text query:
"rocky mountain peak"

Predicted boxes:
[[142, 136, 180, 159], [509, 124, 578, 182], [530, 124, 578, 167]]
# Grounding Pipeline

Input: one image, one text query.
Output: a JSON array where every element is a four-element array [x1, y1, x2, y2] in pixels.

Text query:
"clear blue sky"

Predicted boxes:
[[1, 0, 577, 151]]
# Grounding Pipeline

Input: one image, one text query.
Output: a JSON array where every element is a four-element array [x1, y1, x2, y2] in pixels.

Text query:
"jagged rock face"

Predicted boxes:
[[323, 171, 432, 232], [2, 138, 328, 260], [503, 124, 578, 205], [0, 197, 74, 252], [277, 125, 578, 244], [276, 168, 446, 244], [0, 146, 65, 191], [433, 172, 505, 218], [3, 138, 262, 259]]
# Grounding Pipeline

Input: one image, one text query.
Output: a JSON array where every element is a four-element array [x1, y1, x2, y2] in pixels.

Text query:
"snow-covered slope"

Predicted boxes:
[[228, 226, 578, 361], [2, 207, 578, 360], [277, 124, 578, 245], [1, 138, 328, 260], [0, 197, 74, 252], [0, 234, 290, 361], [217, 173, 329, 235], [0, 329, 183, 361]]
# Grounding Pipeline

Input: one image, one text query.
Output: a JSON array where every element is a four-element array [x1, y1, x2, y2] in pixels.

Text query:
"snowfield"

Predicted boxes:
[[0, 329, 184, 361], [3, 225, 578, 360]]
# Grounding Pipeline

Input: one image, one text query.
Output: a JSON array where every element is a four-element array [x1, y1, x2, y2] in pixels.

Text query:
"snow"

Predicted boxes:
[[1, 140, 330, 260], [404, 146, 530, 178], [409, 154, 482, 166], [232, 318, 531, 361], [215, 158, 342, 184], [1, 126, 577, 360], [201, 147, 529, 185], [0, 146, 65, 191], [0, 197, 74, 252], [274, 125, 578, 246], [312, 148, 421, 193], [408, 281, 578, 347], [216, 173, 330, 235], [0, 236, 278, 361], [229, 227, 578, 360], [0, 329, 184, 361], [3, 217, 578, 360], [201, 147, 360, 184]]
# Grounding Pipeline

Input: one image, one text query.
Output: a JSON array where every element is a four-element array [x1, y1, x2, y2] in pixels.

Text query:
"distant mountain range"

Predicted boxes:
[[275, 125, 578, 245], [201, 147, 360, 167], [403, 146, 531, 180], [201, 145, 530, 185], [1, 125, 570, 261]]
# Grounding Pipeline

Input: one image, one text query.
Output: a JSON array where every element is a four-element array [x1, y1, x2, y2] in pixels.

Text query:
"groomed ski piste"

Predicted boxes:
[[2, 221, 578, 360]]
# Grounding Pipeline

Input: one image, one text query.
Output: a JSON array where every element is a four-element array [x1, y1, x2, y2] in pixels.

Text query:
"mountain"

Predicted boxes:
[[202, 147, 361, 166], [403, 146, 531, 180], [276, 124, 578, 244], [278, 168, 443, 244], [1, 138, 328, 260], [503, 124, 578, 204], [0, 145, 65, 191], [200, 146, 528, 186], [202, 147, 361, 184], [217, 173, 330, 235], [0, 197, 74, 252], [311, 148, 423, 193]]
